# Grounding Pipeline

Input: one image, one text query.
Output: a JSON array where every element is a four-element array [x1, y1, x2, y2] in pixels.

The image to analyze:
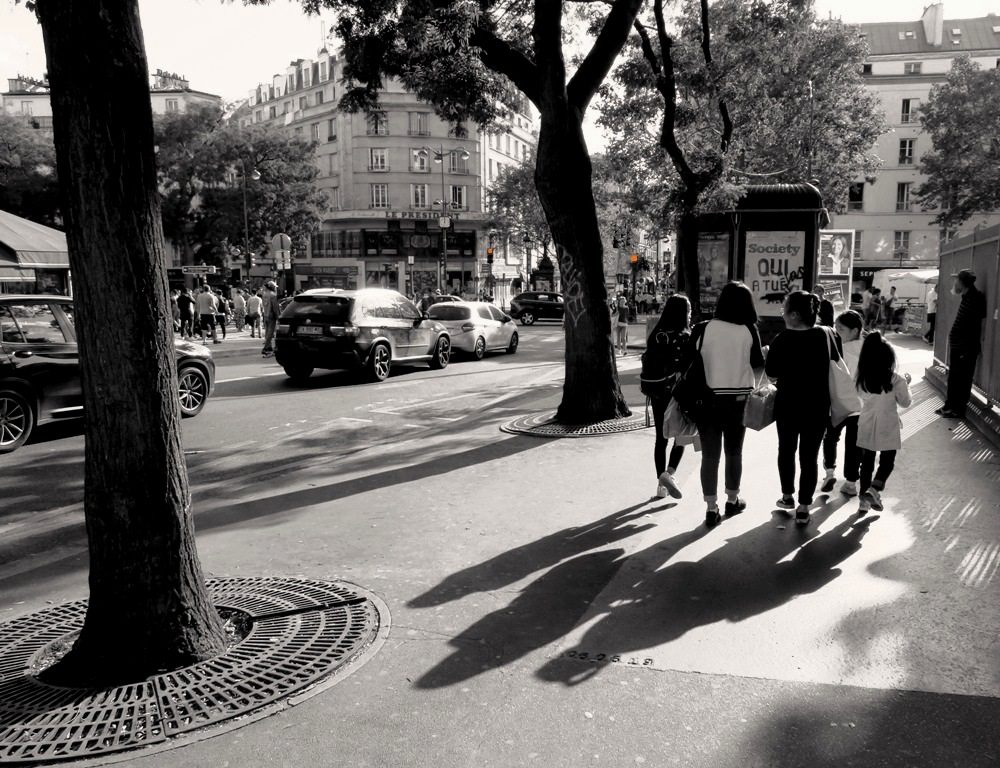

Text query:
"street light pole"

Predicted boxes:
[[418, 144, 470, 293], [241, 158, 260, 279]]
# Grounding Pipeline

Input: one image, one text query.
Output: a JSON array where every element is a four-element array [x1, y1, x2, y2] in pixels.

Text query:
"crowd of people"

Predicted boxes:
[[169, 280, 283, 355]]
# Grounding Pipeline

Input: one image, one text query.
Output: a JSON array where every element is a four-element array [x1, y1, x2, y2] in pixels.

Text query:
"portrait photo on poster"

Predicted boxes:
[[819, 229, 854, 276]]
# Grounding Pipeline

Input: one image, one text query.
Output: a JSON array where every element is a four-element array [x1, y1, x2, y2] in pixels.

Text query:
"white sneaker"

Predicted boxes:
[[840, 481, 858, 497], [858, 498, 871, 515], [656, 484, 668, 498], [658, 472, 683, 499]]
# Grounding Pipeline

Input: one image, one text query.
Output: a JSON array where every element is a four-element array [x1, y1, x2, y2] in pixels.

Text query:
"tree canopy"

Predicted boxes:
[[916, 55, 1000, 228], [0, 114, 61, 226]]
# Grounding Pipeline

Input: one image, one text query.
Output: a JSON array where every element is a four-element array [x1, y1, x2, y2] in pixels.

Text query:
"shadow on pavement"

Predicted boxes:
[[537, 498, 874, 686]]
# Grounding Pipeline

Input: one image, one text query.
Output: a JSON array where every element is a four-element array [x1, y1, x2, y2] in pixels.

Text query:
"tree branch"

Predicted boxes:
[[470, 25, 542, 106], [699, 0, 732, 154], [567, 0, 645, 114]]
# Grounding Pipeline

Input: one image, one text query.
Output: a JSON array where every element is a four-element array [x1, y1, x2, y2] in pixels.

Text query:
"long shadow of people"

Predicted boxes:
[[537, 499, 878, 686], [413, 524, 712, 689], [407, 500, 675, 609]]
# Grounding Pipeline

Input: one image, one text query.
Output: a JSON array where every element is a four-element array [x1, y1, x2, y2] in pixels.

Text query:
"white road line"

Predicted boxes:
[[339, 417, 373, 423], [216, 372, 286, 383]]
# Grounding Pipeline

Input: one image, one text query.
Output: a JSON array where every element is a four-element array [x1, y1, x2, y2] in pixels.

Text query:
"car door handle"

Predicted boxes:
[[14, 350, 34, 358]]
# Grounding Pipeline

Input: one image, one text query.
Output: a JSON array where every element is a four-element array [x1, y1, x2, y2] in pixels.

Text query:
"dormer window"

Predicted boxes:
[[992, 25, 1000, 33], [952, 28, 962, 35]]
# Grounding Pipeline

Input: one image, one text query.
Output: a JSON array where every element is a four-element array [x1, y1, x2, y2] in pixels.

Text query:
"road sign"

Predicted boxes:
[[180, 266, 217, 274], [271, 233, 291, 253]]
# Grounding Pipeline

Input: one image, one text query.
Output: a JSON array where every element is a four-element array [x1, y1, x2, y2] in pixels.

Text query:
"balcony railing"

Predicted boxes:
[[847, 201, 863, 211], [407, 129, 430, 136], [367, 165, 390, 172], [409, 165, 431, 172], [896, 202, 911, 212], [369, 202, 390, 209], [448, 167, 471, 175]]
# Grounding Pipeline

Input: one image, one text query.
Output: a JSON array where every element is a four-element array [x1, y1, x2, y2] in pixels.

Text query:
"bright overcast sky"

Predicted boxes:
[[3, 0, 998, 150]]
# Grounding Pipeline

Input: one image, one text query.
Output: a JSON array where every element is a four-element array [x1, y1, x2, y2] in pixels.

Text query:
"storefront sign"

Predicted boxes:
[[295, 265, 359, 275], [385, 211, 461, 221], [745, 231, 806, 315]]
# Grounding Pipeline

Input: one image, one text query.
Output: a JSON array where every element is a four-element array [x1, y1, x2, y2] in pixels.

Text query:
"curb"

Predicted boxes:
[[924, 364, 1000, 450]]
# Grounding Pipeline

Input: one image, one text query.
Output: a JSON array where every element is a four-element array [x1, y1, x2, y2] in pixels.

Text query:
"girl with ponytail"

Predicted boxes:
[[765, 290, 845, 525]]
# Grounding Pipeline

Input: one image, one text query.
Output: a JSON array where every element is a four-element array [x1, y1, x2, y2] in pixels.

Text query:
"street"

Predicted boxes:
[[1, 329, 998, 767]]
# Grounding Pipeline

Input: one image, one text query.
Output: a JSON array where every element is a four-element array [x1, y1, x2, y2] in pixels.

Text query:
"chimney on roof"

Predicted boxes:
[[922, 3, 945, 46]]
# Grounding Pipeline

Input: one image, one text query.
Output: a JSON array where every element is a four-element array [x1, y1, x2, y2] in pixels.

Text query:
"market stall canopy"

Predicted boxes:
[[888, 269, 938, 284], [0, 209, 70, 269]]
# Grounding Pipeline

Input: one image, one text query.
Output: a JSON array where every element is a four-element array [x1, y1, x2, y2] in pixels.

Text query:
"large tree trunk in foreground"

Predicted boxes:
[[36, 0, 225, 685], [535, 110, 629, 423]]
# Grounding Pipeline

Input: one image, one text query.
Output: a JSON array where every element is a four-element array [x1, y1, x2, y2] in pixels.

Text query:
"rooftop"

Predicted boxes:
[[862, 15, 1000, 56]]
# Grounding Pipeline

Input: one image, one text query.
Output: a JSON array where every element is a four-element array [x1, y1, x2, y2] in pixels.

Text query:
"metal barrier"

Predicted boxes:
[[938, 226, 1000, 405]]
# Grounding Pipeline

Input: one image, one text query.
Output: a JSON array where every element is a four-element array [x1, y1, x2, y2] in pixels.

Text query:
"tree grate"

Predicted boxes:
[[0, 577, 384, 764], [500, 410, 649, 438]]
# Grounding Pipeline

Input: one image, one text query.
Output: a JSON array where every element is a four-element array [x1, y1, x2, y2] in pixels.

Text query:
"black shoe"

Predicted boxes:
[[705, 507, 722, 527], [937, 408, 961, 418], [820, 475, 836, 493], [724, 498, 746, 517], [795, 506, 810, 526]]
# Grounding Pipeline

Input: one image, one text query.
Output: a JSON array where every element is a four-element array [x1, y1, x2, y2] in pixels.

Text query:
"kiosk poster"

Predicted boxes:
[[696, 232, 730, 315], [818, 229, 854, 314], [745, 231, 806, 315]]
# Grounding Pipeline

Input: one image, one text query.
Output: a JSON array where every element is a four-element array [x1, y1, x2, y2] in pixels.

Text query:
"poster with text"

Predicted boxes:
[[745, 231, 806, 316], [819, 229, 854, 276], [696, 232, 730, 316]]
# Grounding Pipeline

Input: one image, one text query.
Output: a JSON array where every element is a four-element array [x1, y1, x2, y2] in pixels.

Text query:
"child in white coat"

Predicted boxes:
[[855, 331, 912, 513]]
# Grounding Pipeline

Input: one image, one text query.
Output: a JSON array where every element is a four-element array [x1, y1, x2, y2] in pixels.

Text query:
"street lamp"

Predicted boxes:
[[417, 144, 471, 292], [240, 158, 261, 276], [522, 233, 533, 290]]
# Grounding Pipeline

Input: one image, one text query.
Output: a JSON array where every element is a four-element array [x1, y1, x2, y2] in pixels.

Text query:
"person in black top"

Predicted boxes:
[[937, 269, 988, 418], [645, 294, 693, 500], [765, 291, 844, 526], [176, 287, 195, 340], [811, 284, 835, 328]]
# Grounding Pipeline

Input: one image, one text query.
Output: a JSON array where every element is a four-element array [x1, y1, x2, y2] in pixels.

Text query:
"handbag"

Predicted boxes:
[[663, 398, 701, 451], [826, 328, 862, 427], [671, 323, 713, 423], [743, 378, 777, 431]]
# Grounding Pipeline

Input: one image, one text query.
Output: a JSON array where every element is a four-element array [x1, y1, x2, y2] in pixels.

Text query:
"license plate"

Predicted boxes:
[[297, 326, 324, 335]]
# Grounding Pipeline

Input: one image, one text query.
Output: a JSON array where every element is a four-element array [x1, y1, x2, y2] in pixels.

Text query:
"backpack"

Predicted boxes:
[[640, 329, 691, 399], [671, 322, 714, 423]]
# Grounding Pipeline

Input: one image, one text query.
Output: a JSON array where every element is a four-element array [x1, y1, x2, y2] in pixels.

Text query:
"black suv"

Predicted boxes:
[[275, 288, 451, 383], [509, 292, 564, 325], [0, 296, 215, 454]]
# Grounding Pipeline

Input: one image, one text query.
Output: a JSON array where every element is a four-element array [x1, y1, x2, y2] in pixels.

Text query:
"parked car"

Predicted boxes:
[[426, 302, 518, 359], [430, 295, 462, 305], [275, 288, 451, 383], [0, 295, 215, 454], [509, 291, 565, 325]]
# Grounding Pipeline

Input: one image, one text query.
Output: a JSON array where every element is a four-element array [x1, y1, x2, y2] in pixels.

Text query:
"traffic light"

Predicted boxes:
[[630, 254, 638, 264], [486, 247, 494, 264], [250, 254, 256, 268]]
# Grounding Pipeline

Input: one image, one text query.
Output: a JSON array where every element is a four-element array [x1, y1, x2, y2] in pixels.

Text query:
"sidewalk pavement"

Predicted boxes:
[[2, 343, 997, 767], [180, 326, 269, 360]]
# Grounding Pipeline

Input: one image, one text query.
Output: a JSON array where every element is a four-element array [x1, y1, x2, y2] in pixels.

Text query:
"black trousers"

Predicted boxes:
[[777, 414, 827, 505], [860, 449, 896, 493], [823, 415, 860, 482], [924, 313, 936, 342], [945, 347, 980, 416], [650, 396, 685, 478]]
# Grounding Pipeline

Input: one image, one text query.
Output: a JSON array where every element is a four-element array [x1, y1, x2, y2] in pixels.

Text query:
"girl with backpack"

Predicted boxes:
[[854, 332, 912, 513], [641, 295, 693, 499], [693, 282, 765, 527], [765, 291, 844, 526]]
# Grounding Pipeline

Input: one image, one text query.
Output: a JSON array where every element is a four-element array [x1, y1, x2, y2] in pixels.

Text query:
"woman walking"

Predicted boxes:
[[821, 310, 865, 495], [233, 289, 247, 332], [694, 282, 765, 527], [765, 291, 844, 525], [615, 295, 629, 355], [645, 295, 693, 499], [855, 332, 912, 513]]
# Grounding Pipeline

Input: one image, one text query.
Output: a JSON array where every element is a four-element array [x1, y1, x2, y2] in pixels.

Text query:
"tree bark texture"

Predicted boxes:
[[675, 205, 703, 320], [35, 0, 225, 685], [535, 111, 630, 423]]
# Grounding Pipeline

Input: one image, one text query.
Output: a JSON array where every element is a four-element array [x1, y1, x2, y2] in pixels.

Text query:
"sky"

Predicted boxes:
[[3, 0, 999, 151]]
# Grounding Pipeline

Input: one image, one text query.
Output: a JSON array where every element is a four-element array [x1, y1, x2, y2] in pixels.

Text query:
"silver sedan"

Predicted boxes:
[[426, 301, 518, 359]]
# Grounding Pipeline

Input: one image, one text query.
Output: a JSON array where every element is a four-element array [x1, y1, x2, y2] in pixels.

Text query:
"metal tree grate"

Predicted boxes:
[[500, 410, 650, 438], [0, 577, 383, 764]]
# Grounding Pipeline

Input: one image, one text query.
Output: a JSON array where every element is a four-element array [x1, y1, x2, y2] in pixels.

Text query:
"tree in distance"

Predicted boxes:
[[0, 112, 61, 226], [916, 55, 1000, 229]]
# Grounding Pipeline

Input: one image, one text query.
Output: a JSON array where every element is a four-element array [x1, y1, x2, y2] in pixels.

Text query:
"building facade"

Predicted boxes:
[[237, 39, 537, 297], [833, 3, 1000, 263]]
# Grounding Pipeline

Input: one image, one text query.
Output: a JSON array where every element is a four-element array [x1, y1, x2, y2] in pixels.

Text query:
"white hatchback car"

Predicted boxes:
[[425, 301, 518, 359]]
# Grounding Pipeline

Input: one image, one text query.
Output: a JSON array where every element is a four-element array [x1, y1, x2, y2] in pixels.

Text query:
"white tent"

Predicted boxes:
[[888, 269, 939, 285], [874, 268, 938, 304]]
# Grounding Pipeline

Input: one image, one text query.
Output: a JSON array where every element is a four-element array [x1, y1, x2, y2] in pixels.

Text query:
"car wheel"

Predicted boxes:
[[430, 335, 451, 369], [177, 366, 209, 418], [367, 343, 391, 382], [0, 390, 33, 454], [520, 311, 535, 326], [473, 336, 486, 360], [507, 332, 519, 354], [283, 365, 314, 383]]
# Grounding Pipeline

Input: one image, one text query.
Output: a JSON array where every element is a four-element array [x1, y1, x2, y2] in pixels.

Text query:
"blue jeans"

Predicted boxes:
[[697, 395, 748, 504]]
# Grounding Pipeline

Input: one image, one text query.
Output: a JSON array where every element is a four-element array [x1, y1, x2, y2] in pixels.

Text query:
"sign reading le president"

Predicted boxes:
[[745, 231, 806, 315]]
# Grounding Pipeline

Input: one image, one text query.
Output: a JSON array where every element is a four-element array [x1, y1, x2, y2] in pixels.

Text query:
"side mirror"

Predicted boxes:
[[502, 315, 512, 323]]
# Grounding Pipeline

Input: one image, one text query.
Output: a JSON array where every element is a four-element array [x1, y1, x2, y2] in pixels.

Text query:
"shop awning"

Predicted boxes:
[[0, 209, 70, 269], [0, 266, 36, 282]]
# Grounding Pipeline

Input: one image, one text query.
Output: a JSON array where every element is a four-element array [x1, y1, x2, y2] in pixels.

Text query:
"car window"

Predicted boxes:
[[6, 303, 67, 344], [487, 306, 506, 322], [379, 298, 401, 319], [286, 295, 353, 323], [427, 305, 471, 321], [537, 295, 549, 302], [476, 306, 492, 321], [0, 306, 24, 343], [393, 296, 421, 319], [57, 303, 74, 327]]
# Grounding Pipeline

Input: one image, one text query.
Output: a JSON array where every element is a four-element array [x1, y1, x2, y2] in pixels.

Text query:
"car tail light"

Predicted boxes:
[[461, 323, 476, 332], [326, 324, 360, 337]]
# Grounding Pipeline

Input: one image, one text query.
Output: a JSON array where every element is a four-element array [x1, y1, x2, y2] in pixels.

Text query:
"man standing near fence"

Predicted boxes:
[[936, 270, 988, 419]]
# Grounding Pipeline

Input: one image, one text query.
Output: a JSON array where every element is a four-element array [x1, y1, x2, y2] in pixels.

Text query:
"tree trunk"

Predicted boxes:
[[675, 205, 703, 319], [534, 110, 629, 423], [35, 0, 225, 686]]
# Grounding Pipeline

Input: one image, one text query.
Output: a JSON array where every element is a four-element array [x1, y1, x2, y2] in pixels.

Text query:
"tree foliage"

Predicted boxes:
[[154, 104, 328, 269], [0, 114, 61, 226], [916, 55, 1000, 228]]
